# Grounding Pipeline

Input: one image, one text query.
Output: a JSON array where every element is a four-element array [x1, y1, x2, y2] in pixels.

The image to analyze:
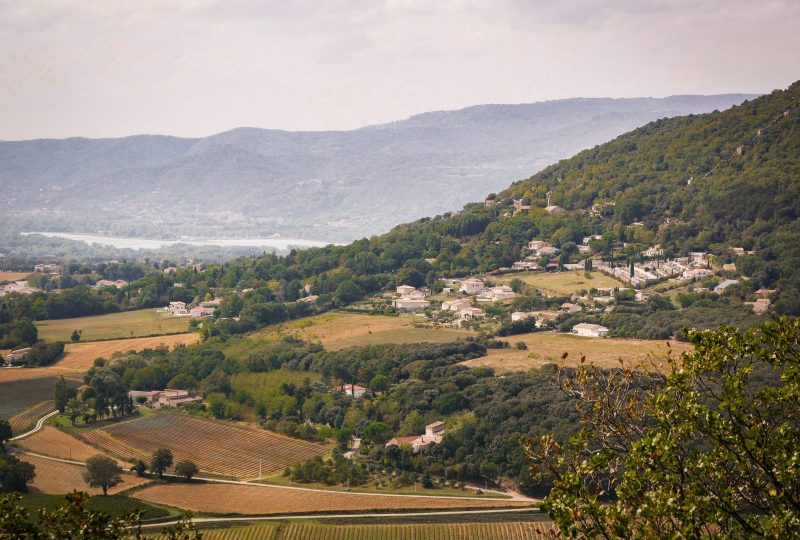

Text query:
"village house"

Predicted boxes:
[[459, 278, 485, 295], [683, 268, 714, 280], [572, 323, 609, 338], [332, 384, 368, 398], [34, 263, 59, 273], [458, 307, 485, 321], [511, 311, 535, 322], [560, 302, 583, 313], [477, 285, 516, 302], [128, 389, 202, 409], [386, 421, 445, 453], [745, 298, 771, 314], [396, 285, 417, 296], [189, 306, 215, 318], [512, 261, 539, 271], [441, 298, 471, 312]]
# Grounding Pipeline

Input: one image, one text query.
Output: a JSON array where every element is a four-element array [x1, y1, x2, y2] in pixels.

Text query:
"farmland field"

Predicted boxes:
[[21, 493, 170, 521], [36, 309, 191, 342], [231, 370, 320, 401], [21, 454, 151, 495], [8, 401, 55, 434], [0, 334, 199, 384], [0, 271, 31, 281], [78, 412, 330, 477], [17, 426, 127, 465], [462, 331, 692, 372], [147, 521, 557, 539], [250, 312, 475, 351], [493, 270, 624, 296], [0, 376, 78, 419], [133, 482, 530, 515]]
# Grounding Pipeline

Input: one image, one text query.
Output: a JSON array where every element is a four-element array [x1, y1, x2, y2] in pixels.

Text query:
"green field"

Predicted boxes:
[[231, 370, 321, 401], [19, 493, 172, 522], [493, 270, 624, 296], [35, 309, 191, 342], [0, 376, 78, 419], [147, 519, 556, 539]]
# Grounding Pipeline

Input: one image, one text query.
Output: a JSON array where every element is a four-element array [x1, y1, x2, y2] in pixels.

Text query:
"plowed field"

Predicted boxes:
[[9, 401, 55, 434], [133, 482, 530, 515], [18, 426, 126, 465], [79, 412, 330, 477]]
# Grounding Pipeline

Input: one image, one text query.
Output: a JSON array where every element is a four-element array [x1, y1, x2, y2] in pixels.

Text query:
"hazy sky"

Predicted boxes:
[[1, 0, 798, 140]]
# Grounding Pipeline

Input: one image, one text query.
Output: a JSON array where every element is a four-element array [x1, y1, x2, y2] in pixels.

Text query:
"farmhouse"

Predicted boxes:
[[386, 421, 445, 453], [332, 384, 368, 398], [458, 307, 485, 321], [3, 347, 31, 366], [459, 278, 485, 294], [128, 389, 202, 409], [392, 296, 430, 310], [167, 301, 188, 316], [396, 285, 417, 296], [572, 323, 609, 338]]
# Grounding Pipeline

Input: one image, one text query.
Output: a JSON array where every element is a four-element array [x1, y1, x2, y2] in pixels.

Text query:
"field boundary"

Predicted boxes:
[[61, 330, 195, 345], [10, 410, 59, 441]]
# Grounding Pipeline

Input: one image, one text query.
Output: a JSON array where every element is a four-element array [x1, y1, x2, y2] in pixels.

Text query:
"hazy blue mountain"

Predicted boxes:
[[0, 94, 756, 243]]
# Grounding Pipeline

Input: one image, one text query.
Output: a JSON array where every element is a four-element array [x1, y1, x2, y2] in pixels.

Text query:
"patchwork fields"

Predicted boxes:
[[78, 412, 330, 477], [21, 454, 151, 495], [8, 401, 56, 434], [36, 309, 191, 342], [17, 426, 126, 465], [133, 482, 530, 515]]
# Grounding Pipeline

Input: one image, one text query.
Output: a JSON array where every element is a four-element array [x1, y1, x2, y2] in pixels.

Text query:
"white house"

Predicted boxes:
[[528, 240, 547, 251], [332, 384, 368, 398], [459, 278, 485, 294], [393, 297, 430, 310], [458, 307, 485, 320], [512, 261, 539, 271], [477, 285, 516, 302], [572, 323, 609, 338], [441, 298, 471, 312], [386, 421, 445, 453], [683, 268, 713, 280], [168, 301, 188, 316]]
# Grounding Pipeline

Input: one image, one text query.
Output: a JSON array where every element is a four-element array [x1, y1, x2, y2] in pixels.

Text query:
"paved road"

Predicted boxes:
[[9, 410, 58, 441]]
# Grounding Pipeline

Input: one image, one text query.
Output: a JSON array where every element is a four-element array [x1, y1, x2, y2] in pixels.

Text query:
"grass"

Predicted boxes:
[[19, 493, 172, 522], [231, 370, 320, 401], [461, 331, 692, 372], [493, 270, 625, 296], [249, 312, 475, 351], [35, 309, 191, 342], [0, 376, 78, 419], [257, 473, 511, 499]]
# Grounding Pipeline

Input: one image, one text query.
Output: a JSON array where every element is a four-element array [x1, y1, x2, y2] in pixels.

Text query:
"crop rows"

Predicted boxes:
[[82, 412, 329, 477], [9, 401, 55, 434], [150, 522, 558, 539], [278, 522, 559, 539]]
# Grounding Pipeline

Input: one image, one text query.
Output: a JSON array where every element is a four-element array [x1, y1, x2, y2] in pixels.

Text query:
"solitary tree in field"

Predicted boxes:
[[70, 329, 81, 342], [150, 448, 173, 478], [526, 318, 800, 538], [82, 455, 122, 495], [174, 460, 199, 481]]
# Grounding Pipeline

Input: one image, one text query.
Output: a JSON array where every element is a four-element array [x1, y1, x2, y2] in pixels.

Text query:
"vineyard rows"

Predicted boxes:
[[81, 412, 329, 477], [149, 521, 558, 539], [9, 401, 55, 434]]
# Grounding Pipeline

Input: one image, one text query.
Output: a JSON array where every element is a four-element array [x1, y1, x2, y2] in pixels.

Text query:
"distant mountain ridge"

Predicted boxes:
[[0, 94, 756, 242]]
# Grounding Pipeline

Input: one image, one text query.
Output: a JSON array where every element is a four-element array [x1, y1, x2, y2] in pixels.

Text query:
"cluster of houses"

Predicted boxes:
[[509, 240, 561, 272], [0, 281, 39, 298], [441, 298, 485, 322], [128, 389, 203, 408], [34, 263, 60, 274], [163, 298, 222, 318], [392, 285, 431, 311], [386, 421, 445, 453]]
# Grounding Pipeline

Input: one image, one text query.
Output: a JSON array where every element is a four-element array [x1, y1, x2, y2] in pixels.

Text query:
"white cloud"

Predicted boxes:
[[0, 0, 798, 139]]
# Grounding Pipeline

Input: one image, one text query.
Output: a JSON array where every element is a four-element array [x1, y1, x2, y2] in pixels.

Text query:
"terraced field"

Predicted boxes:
[[149, 521, 557, 539], [79, 412, 330, 477], [9, 401, 55, 434], [134, 483, 530, 515]]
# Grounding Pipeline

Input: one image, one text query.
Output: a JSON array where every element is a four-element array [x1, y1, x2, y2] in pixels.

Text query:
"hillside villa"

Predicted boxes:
[[392, 287, 430, 310], [459, 278, 485, 294], [477, 285, 516, 302], [441, 298, 471, 312], [386, 421, 445, 453]]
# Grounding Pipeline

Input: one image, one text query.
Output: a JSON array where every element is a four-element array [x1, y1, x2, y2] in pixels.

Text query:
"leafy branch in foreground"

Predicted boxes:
[[525, 317, 800, 539]]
